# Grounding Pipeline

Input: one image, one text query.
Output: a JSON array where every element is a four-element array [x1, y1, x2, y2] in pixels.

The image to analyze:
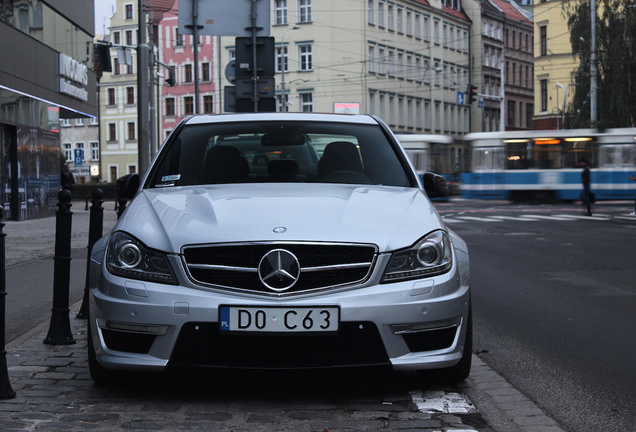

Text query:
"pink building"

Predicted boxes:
[[158, 0, 219, 142]]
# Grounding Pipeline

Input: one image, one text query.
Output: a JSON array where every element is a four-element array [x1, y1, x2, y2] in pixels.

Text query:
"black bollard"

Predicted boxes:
[[44, 189, 76, 345], [77, 188, 104, 319], [0, 208, 16, 399]]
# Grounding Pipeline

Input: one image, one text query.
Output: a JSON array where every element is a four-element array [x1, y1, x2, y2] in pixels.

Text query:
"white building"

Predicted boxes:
[[220, 0, 473, 136]]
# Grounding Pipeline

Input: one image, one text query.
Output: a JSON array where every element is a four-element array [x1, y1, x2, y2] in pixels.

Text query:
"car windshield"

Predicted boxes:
[[145, 120, 412, 188]]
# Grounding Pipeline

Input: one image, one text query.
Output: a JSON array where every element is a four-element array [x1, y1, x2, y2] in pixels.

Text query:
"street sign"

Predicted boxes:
[[74, 149, 83, 166], [234, 37, 275, 77], [457, 92, 465, 106], [478, 97, 484, 108], [178, 0, 270, 36]]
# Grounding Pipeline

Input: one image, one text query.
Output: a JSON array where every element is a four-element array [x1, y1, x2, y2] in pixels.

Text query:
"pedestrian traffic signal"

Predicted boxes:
[[466, 84, 477, 104]]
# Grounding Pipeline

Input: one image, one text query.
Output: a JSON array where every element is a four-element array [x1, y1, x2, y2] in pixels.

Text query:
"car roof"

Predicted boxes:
[[183, 113, 381, 126]]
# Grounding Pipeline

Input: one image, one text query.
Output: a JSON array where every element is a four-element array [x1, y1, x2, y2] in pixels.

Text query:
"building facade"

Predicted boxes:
[[219, 0, 473, 137], [533, 0, 577, 129], [0, 0, 97, 220], [157, 0, 220, 142], [494, 0, 533, 130]]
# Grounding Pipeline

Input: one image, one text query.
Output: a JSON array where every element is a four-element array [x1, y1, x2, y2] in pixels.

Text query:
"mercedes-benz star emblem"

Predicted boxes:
[[258, 249, 300, 292]]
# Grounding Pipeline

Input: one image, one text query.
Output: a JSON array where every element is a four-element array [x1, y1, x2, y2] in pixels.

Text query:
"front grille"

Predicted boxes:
[[169, 322, 389, 369], [182, 242, 377, 295]]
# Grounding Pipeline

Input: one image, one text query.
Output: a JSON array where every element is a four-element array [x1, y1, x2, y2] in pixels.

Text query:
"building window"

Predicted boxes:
[[276, 45, 289, 73], [202, 62, 210, 81], [109, 166, 118, 183], [540, 26, 547, 56], [299, 0, 312, 23], [387, 4, 394, 31], [113, 31, 120, 45], [378, 1, 385, 28], [300, 92, 313, 112], [368, 0, 375, 25], [90, 117, 98, 125], [540, 79, 548, 112], [125, 4, 133, 20], [184, 96, 194, 115], [184, 64, 193, 83], [203, 95, 214, 113], [526, 103, 534, 128], [127, 122, 136, 141], [63, 143, 72, 162], [397, 7, 403, 34], [126, 86, 135, 105], [90, 142, 99, 161], [298, 44, 312, 71], [507, 100, 516, 127], [108, 123, 117, 141], [76, 118, 83, 126], [368, 45, 376, 73], [165, 97, 175, 116], [126, 30, 133, 46], [113, 59, 121, 75], [275, 0, 288, 25], [175, 28, 184, 46]]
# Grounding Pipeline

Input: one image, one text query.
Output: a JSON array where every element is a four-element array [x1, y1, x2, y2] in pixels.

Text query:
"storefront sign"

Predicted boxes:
[[59, 53, 88, 101]]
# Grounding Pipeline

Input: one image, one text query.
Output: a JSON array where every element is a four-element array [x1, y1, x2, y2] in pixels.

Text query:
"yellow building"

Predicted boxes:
[[533, 0, 579, 129]]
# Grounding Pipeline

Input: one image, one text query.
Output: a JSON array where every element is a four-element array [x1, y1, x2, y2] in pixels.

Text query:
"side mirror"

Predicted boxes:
[[422, 172, 449, 198], [115, 173, 140, 201]]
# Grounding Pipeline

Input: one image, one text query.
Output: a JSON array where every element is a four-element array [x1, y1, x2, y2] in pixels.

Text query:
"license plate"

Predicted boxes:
[[219, 306, 339, 332]]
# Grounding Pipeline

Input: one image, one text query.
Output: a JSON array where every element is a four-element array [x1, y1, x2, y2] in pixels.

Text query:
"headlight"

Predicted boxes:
[[382, 230, 452, 283], [106, 232, 177, 284]]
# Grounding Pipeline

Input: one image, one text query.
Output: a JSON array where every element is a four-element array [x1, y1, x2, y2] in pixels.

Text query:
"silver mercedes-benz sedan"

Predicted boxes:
[[87, 113, 471, 384]]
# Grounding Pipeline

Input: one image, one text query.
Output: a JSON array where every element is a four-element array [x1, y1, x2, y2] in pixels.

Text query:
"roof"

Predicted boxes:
[[489, 0, 532, 25]]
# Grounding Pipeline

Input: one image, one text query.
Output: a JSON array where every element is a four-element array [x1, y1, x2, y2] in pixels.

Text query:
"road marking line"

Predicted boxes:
[[441, 217, 466, 223], [520, 214, 577, 221], [490, 215, 541, 221], [456, 216, 501, 222], [554, 214, 611, 221]]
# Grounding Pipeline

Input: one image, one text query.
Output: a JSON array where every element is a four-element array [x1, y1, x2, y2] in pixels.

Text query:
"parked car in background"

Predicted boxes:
[[87, 113, 471, 384]]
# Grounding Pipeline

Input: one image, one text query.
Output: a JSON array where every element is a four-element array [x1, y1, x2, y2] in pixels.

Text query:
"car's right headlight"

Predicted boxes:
[[382, 230, 452, 283], [106, 232, 177, 284]]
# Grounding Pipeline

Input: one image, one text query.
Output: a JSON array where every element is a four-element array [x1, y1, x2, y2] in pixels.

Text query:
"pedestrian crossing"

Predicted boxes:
[[441, 213, 618, 224]]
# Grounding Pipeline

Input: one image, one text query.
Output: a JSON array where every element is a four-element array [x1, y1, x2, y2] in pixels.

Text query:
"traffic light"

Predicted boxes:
[[466, 84, 477, 104], [94, 42, 112, 73]]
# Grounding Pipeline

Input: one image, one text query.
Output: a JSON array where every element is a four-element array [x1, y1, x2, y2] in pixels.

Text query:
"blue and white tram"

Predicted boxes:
[[461, 128, 636, 201], [395, 134, 468, 190]]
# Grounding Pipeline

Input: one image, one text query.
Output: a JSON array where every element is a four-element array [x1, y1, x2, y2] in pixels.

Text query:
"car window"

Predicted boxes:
[[146, 121, 411, 188]]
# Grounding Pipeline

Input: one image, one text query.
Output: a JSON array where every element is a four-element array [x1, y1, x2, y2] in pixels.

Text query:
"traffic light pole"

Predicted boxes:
[[250, 0, 260, 112]]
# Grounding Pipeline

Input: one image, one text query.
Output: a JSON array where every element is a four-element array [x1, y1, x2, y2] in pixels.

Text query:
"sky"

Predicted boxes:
[[94, 0, 116, 35]]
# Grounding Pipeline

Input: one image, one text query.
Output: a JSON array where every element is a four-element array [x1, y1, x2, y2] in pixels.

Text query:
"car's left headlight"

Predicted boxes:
[[106, 232, 177, 284], [382, 230, 452, 283]]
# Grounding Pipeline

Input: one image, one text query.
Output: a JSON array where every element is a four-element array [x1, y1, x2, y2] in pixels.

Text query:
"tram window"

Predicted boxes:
[[472, 147, 505, 170], [599, 145, 636, 167], [405, 149, 429, 173], [564, 140, 596, 168], [534, 141, 562, 169], [505, 142, 531, 169]]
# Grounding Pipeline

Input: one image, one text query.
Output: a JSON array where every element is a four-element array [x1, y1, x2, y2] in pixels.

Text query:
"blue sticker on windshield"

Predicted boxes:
[[161, 174, 181, 182]]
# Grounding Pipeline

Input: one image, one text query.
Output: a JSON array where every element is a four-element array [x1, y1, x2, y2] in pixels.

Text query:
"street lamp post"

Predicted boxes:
[[280, 26, 300, 111]]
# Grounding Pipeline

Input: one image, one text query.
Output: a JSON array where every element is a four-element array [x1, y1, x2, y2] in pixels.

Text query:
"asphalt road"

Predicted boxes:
[[438, 201, 636, 432]]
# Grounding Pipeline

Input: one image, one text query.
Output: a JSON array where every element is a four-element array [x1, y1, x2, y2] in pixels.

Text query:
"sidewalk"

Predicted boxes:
[[0, 201, 566, 432]]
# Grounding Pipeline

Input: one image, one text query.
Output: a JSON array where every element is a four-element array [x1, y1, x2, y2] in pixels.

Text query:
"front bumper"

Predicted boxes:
[[89, 249, 470, 372]]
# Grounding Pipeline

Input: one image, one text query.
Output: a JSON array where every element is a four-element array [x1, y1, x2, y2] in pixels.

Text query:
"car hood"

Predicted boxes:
[[114, 183, 445, 253]]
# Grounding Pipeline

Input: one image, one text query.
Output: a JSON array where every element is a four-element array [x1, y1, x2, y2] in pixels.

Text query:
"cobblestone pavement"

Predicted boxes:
[[0, 201, 566, 432]]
